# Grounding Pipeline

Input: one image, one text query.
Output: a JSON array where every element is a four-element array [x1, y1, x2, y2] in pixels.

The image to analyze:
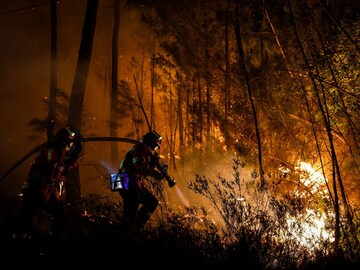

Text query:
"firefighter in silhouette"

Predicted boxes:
[[14, 127, 83, 239], [118, 130, 175, 230]]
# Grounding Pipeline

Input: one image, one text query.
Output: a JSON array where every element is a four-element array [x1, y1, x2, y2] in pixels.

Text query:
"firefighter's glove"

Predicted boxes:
[[21, 181, 31, 195], [66, 138, 83, 166], [167, 178, 176, 188], [152, 171, 164, 181], [73, 137, 83, 154], [150, 153, 160, 166]]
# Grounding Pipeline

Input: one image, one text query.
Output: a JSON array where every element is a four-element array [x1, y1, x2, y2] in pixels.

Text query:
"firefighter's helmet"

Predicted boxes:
[[55, 127, 76, 150], [141, 130, 162, 150]]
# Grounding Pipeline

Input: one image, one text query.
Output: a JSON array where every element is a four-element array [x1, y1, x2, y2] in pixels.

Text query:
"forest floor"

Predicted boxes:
[[1, 196, 359, 270]]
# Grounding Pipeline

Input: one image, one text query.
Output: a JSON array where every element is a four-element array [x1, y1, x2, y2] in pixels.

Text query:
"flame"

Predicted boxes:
[[282, 162, 334, 250], [285, 209, 334, 250], [296, 161, 328, 196]]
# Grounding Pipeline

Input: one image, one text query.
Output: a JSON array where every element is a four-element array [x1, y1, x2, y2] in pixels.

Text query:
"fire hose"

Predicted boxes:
[[0, 136, 139, 183]]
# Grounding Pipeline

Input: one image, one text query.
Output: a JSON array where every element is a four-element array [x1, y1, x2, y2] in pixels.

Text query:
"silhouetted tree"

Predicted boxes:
[[47, 0, 57, 142], [66, 0, 99, 207], [110, 0, 121, 167]]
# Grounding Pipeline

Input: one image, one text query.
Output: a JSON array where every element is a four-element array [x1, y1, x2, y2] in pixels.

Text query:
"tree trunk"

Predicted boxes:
[[66, 0, 99, 206], [178, 72, 185, 173], [47, 0, 57, 142], [286, 0, 346, 253], [197, 78, 203, 145], [110, 0, 121, 167], [223, 0, 231, 151], [150, 38, 155, 128], [231, 0, 266, 189]]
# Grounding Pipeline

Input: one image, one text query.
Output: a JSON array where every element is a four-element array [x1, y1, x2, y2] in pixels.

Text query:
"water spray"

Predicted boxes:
[[173, 185, 190, 208], [99, 160, 117, 175]]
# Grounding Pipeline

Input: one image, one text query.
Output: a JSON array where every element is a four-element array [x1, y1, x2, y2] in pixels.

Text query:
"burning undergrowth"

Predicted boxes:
[[0, 157, 359, 269]]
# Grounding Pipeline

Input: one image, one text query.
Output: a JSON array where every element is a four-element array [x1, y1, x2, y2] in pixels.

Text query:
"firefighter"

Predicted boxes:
[[13, 127, 83, 239], [118, 130, 175, 230]]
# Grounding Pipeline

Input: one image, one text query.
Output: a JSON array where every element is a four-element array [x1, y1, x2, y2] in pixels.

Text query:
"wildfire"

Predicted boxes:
[[285, 209, 334, 250], [296, 161, 328, 196], [282, 161, 334, 250]]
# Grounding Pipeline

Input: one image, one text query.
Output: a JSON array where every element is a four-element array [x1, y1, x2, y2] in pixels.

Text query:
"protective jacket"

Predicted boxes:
[[119, 143, 163, 187], [15, 133, 82, 238], [118, 143, 163, 229], [22, 141, 81, 202]]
